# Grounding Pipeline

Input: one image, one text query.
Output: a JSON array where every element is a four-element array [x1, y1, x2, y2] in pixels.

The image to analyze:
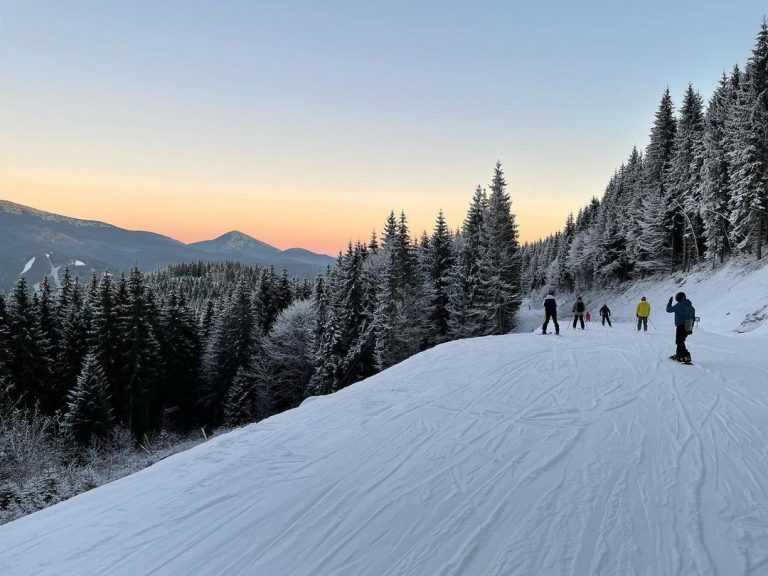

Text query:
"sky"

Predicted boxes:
[[1, 1, 766, 254]]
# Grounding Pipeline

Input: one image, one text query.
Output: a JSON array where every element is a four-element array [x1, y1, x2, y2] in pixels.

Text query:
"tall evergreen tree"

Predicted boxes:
[[702, 71, 737, 263], [63, 353, 114, 446], [448, 185, 487, 337], [7, 278, 53, 411], [728, 21, 768, 256], [669, 84, 706, 269], [475, 161, 521, 334], [156, 289, 202, 429], [120, 268, 162, 440], [423, 210, 455, 344], [200, 279, 260, 424]]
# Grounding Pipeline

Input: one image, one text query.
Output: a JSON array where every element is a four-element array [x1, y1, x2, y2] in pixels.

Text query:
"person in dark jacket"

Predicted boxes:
[[542, 291, 559, 335], [572, 296, 586, 330], [599, 304, 612, 327], [666, 292, 695, 362]]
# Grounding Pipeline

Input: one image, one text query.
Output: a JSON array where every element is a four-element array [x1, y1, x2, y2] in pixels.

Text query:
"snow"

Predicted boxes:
[[20, 256, 35, 275], [3, 261, 768, 575], [73, 260, 85, 266]]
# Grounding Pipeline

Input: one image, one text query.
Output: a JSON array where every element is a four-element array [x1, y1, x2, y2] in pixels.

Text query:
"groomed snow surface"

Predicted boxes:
[[3, 261, 768, 576]]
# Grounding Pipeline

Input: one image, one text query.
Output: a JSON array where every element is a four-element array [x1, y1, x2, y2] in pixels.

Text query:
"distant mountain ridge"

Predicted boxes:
[[0, 199, 335, 291]]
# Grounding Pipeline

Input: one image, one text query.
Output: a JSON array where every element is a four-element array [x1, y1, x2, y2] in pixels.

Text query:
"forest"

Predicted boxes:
[[0, 163, 520, 523], [521, 21, 768, 293]]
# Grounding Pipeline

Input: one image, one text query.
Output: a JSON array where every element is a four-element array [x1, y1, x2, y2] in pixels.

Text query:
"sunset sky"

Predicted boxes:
[[2, 1, 766, 254]]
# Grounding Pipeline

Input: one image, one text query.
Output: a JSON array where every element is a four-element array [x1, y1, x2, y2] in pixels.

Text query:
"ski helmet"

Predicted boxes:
[[675, 292, 686, 302]]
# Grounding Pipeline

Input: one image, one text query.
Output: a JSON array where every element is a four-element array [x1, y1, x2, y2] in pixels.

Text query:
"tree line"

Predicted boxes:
[[0, 162, 521, 446], [520, 19, 768, 293]]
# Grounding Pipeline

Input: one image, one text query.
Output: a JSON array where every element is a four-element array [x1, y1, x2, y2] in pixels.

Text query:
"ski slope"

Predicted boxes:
[[3, 316, 768, 576]]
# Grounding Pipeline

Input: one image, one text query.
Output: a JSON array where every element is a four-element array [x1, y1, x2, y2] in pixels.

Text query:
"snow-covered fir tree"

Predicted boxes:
[[63, 353, 114, 446]]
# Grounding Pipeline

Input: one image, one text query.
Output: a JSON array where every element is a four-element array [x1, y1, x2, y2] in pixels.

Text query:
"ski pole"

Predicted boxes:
[[648, 318, 657, 330]]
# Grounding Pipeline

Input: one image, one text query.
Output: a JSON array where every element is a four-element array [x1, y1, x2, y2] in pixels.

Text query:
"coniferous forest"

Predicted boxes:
[[0, 162, 520, 523], [521, 21, 768, 293]]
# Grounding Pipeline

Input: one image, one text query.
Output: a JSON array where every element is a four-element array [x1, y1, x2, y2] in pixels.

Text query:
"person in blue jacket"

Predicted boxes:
[[666, 291, 695, 362]]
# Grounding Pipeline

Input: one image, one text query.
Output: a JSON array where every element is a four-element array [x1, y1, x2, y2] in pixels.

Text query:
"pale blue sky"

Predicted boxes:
[[1, 1, 766, 251]]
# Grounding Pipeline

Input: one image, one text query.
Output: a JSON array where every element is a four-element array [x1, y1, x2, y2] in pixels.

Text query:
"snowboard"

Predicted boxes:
[[669, 355, 693, 365]]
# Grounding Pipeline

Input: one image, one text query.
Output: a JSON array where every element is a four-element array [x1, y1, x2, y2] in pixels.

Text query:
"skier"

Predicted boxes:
[[572, 296, 586, 330], [599, 304, 612, 327], [666, 292, 695, 363], [585, 311, 591, 322], [636, 296, 651, 331], [542, 290, 560, 335]]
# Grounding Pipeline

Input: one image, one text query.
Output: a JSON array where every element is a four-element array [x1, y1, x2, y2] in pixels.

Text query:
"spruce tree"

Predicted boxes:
[[120, 267, 162, 440], [7, 278, 53, 411], [0, 293, 13, 403], [423, 210, 455, 344], [58, 278, 90, 402], [63, 353, 114, 446], [448, 185, 487, 338], [728, 21, 768, 255], [475, 161, 521, 334], [156, 289, 201, 429], [668, 84, 706, 269], [702, 72, 736, 263], [200, 279, 260, 424]]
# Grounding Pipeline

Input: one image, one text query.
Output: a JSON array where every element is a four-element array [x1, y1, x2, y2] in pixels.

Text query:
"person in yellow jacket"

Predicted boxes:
[[636, 296, 651, 331]]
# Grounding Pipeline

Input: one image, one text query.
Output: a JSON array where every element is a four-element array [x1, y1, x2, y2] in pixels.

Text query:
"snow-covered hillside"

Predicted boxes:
[[518, 258, 768, 337], [3, 268, 768, 575]]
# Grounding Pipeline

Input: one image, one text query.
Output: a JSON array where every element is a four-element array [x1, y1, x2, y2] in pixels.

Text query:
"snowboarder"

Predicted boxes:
[[542, 290, 560, 335], [666, 292, 695, 363], [599, 304, 612, 327], [572, 296, 586, 330], [636, 296, 650, 331]]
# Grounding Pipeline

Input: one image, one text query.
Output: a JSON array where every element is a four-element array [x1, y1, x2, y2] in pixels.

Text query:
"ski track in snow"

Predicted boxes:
[[20, 256, 35, 275], [2, 324, 768, 575]]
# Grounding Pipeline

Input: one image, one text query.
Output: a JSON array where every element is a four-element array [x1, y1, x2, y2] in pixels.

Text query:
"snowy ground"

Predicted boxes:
[[3, 260, 768, 576]]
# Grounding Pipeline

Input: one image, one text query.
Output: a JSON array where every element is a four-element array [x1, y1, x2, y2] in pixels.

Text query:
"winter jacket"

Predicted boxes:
[[636, 301, 651, 318], [666, 299, 695, 327], [599, 305, 611, 317], [572, 300, 586, 316], [543, 295, 557, 315]]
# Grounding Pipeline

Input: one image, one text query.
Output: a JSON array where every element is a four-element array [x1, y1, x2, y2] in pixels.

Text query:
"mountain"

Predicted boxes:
[[0, 200, 336, 291], [189, 231, 334, 270], [2, 260, 768, 575]]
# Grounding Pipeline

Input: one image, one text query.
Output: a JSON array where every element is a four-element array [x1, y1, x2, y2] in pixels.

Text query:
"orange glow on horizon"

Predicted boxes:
[[0, 163, 594, 256]]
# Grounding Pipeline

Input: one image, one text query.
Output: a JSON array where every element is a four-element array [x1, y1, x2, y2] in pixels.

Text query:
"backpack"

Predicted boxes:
[[576, 301, 585, 313]]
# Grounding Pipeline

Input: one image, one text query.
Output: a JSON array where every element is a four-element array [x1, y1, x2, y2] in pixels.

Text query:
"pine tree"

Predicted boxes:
[[448, 185, 487, 338], [668, 84, 706, 269], [89, 273, 124, 421], [120, 268, 162, 440], [7, 278, 53, 411], [702, 72, 736, 263], [58, 278, 90, 402], [224, 365, 261, 426], [156, 289, 201, 429], [63, 353, 114, 446], [728, 21, 768, 256], [475, 161, 521, 334], [200, 279, 260, 424], [0, 292, 13, 404], [423, 210, 455, 344]]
